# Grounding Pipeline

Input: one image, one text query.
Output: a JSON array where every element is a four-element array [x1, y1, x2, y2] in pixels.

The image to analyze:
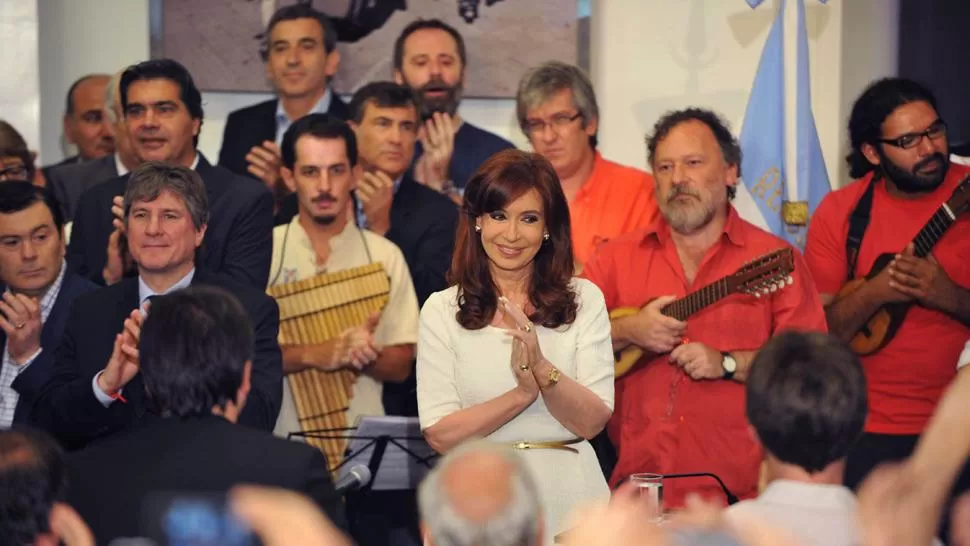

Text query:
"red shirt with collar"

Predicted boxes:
[[804, 163, 970, 435], [582, 206, 827, 508], [569, 153, 658, 266]]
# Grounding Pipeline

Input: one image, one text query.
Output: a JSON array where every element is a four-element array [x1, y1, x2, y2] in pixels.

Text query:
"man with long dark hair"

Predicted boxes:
[[805, 77, 970, 538]]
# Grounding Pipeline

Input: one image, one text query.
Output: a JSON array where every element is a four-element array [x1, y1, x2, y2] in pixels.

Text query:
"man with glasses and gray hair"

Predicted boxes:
[[29, 162, 282, 450], [418, 439, 544, 546], [515, 61, 658, 271]]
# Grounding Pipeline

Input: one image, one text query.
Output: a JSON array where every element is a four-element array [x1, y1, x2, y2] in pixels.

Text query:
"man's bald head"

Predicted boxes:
[[419, 441, 542, 546], [63, 74, 114, 160]]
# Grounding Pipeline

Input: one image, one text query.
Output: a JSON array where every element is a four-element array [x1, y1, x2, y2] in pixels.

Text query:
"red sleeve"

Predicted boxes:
[[804, 192, 849, 296], [581, 246, 620, 310], [771, 246, 829, 333]]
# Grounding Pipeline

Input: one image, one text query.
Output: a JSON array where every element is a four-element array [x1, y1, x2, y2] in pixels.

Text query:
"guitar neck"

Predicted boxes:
[[911, 205, 959, 258], [661, 278, 730, 321]]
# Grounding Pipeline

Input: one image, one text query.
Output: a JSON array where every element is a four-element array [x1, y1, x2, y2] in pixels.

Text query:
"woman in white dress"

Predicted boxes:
[[417, 149, 615, 541]]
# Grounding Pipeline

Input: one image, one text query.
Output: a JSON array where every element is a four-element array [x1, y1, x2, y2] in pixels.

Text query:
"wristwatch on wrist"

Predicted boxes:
[[439, 179, 457, 195], [544, 367, 561, 389], [721, 352, 737, 380]]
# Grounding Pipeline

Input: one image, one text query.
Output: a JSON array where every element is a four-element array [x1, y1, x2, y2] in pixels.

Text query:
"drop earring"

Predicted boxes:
[[475, 225, 482, 232], [543, 232, 550, 241]]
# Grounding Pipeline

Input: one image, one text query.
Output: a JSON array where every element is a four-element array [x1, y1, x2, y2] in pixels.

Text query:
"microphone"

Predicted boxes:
[[335, 464, 372, 495]]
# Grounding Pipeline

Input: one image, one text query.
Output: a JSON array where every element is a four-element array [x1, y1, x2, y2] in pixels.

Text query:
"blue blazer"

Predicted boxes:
[[7, 271, 99, 425]]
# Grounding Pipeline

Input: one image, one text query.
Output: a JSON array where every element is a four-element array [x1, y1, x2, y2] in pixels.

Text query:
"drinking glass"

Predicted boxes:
[[629, 473, 664, 520]]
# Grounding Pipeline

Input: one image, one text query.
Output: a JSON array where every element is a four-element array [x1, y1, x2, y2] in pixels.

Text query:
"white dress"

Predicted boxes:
[[417, 278, 614, 541]]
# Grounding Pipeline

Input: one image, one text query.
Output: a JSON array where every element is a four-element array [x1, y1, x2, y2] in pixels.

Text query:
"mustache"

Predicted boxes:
[[418, 77, 455, 94], [666, 185, 700, 203], [312, 193, 337, 205], [914, 153, 946, 173]]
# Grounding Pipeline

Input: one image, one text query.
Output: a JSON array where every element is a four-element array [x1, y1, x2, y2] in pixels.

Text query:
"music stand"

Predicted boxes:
[[290, 415, 439, 491]]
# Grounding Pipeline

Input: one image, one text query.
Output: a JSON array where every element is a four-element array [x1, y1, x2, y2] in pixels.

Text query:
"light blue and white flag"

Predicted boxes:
[[738, 0, 831, 249]]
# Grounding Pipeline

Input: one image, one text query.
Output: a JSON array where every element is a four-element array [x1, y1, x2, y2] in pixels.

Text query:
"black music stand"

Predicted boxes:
[[292, 416, 437, 546], [290, 415, 439, 492]]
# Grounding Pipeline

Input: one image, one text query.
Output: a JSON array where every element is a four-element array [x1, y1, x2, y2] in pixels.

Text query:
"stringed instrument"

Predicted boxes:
[[838, 176, 970, 355], [610, 248, 796, 378]]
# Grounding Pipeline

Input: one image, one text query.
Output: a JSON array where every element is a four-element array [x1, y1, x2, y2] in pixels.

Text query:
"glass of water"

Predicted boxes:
[[630, 473, 664, 520]]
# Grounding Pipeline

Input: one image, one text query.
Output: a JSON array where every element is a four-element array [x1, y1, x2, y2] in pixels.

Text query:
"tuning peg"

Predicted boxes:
[[753, 291, 761, 298], [786, 276, 793, 285], [769, 284, 778, 292]]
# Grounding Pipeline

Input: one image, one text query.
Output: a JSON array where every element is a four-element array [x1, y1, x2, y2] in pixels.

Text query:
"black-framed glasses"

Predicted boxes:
[[524, 112, 582, 135], [879, 120, 947, 150]]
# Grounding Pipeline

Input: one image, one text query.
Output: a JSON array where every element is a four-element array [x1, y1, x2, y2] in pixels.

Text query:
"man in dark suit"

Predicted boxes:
[[67, 59, 273, 289], [219, 3, 348, 219], [29, 163, 282, 450], [0, 183, 98, 428], [65, 285, 344, 545], [46, 70, 141, 222]]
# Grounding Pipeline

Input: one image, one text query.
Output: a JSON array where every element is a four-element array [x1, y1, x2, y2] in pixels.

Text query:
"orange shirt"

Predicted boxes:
[[569, 153, 658, 266], [583, 206, 827, 508], [804, 164, 970, 435]]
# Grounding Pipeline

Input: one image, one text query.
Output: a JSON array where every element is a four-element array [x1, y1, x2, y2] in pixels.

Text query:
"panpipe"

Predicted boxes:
[[267, 262, 390, 470]]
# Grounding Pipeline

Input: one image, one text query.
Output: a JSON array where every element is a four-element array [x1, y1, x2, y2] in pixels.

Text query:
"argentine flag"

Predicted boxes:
[[735, 0, 831, 250]]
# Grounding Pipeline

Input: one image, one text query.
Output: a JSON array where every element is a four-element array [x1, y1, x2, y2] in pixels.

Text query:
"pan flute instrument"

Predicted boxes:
[[267, 262, 390, 470]]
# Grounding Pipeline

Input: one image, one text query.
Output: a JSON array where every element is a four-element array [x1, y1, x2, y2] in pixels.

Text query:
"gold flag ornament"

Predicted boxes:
[[782, 200, 809, 226]]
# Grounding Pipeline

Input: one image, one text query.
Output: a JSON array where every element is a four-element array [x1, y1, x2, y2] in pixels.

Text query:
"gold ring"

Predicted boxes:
[[519, 364, 529, 371], [523, 322, 533, 333], [15, 322, 25, 330]]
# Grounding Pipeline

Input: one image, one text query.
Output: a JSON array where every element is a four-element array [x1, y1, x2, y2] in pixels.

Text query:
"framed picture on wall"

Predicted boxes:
[[149, 0, 591, 98]]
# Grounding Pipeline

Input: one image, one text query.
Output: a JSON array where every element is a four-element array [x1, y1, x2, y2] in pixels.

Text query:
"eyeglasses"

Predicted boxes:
[[0, 164, 29, 180], [524, 112, 582, 135], [879, 120, 947, 150]]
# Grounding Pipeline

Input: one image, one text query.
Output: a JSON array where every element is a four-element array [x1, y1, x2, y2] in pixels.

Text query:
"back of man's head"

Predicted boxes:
[[0, 427, 67, 546], [140, 285, 254, 419], [418, 440, 542, 546], [747, 331, 868, 474]]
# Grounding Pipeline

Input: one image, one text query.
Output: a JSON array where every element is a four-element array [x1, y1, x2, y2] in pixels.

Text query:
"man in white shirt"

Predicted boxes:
[[269, 112, 418, 436], [726, 330, 868, 546], [728, 331, 946, 546]]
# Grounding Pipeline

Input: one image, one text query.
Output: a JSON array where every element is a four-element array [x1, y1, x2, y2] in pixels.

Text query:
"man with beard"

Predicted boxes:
[[582, 108, 826, 508], [392, 19, 513, 203], [805, 78, 970, 500], [268, 113, 418, 436]]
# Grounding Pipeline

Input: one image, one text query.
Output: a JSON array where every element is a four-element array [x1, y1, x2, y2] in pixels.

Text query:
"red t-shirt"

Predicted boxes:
[[804, 164, 970, 435], [583, 207, 827, 508]]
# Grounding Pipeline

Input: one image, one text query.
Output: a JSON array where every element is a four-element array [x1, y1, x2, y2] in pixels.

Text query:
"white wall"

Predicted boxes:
[[591, 0, 899, 191], [35, 0, 524, 166], [34, 0, 897, 185], [1, 0, 40, 151]]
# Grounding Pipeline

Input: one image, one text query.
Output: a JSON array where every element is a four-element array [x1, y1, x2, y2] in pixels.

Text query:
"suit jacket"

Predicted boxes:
[[5, 271, 98, 425], [217, 96, 351, 178], [66, 414, 346, 544], [27, 270, 283, 450], [45, 154, 118, 221], [66, 154, 274, 289]]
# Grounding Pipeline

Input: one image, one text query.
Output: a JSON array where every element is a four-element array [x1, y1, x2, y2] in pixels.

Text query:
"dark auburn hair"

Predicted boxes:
[[846, 77, 938, 178], [647, 107, 742, 200], [747, 331, 867, 473], [450, 149, 577, 330], [140, 285, 254, 418]]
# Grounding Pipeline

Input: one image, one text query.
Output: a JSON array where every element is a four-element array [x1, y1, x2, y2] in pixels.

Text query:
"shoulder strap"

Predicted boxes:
[[845, 177, 878, 281]]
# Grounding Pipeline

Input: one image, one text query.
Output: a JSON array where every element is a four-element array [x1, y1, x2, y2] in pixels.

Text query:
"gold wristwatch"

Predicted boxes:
[[544, 367, 561, 389]]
